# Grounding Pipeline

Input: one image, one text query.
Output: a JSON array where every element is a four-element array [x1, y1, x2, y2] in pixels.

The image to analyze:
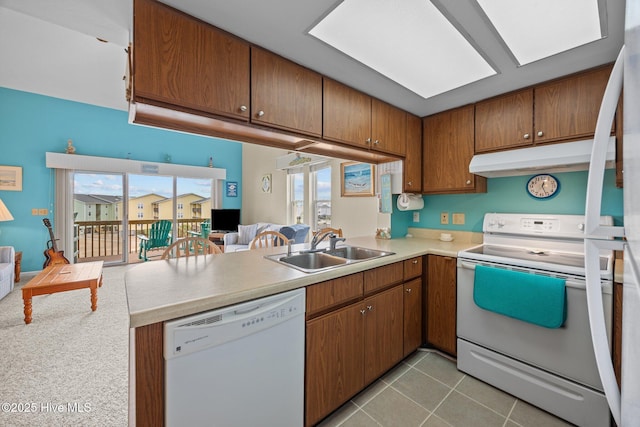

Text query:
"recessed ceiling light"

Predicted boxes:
[[477, 0, 603, 65], [309, 0, 495, 99]]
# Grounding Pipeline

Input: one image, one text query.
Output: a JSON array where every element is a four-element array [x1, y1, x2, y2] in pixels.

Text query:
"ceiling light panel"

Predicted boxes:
[[477, 0, 603, 65], [309, 0, 495, 99]]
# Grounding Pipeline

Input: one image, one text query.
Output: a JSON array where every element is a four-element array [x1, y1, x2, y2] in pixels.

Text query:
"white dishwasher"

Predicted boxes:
[[164, 288, 305, 427]]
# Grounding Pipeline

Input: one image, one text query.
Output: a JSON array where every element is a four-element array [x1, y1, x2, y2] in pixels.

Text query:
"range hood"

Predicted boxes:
[[469, 137, 616, 178]]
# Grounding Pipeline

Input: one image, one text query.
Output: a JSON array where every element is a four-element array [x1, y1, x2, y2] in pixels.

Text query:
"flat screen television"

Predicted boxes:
[[211, 209, 241, 232]]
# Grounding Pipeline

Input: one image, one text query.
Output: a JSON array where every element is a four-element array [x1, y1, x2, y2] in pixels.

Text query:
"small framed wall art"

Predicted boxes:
[[341, 162, 375, 197], [261, 174, 272, 193], [0, 166, 22, 191]]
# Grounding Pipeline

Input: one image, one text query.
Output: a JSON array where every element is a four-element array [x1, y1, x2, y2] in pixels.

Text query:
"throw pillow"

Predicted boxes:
[[237, 224, 258, 245]]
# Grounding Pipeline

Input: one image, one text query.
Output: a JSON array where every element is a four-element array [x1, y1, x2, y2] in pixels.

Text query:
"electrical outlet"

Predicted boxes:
[[38, 208, 48, 215], [413, 212, 420, 222], [440, 212, 449, 224], [453, 213, 465, 225], [32, 208, 38, 215]]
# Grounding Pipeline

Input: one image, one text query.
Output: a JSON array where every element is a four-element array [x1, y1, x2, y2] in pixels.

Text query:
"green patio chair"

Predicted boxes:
[[138, 220, 172, 261]]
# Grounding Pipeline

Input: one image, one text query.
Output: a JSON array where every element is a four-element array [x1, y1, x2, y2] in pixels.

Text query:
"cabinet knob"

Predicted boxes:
[[367, 305, 373, 311], [360, 309, 366, 315], [366, 138, 371, 144], [412, 259, 418, 264], [523, 133, 530, 139], [257, 110, 265, 117], [407, 181, 412, 186], [537, 131, 544, 137], [239, 105, 247, 112], [466, 180, 472, 185], [406, 288, 412, 293], [374, 139, 380, 145]]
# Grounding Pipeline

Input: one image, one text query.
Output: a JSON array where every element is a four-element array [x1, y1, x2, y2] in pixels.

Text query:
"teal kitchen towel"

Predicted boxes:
[[473, 265, 566, 328]]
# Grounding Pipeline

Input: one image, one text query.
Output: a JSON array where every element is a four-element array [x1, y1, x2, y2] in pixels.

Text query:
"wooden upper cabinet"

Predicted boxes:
[[404, 114, 422, 192], [371, 99, 407, 156], [423, 105, 486, 194], [133, 0, 250, 120], [323, 79, 372, 149], [534, 65, 613, 144], [475, 89, 534, 153], [251, 48, 322, 137]]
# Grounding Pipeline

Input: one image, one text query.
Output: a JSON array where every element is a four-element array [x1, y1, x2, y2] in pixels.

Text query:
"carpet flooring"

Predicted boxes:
[[0, 265, 130, 427]]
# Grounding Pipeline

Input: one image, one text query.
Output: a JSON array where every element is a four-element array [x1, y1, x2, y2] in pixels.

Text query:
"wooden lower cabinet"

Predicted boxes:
[[305, 303, 365, 426], [403, 278, 423, 357], [305, 284, 405, 426], [426, 255, 457, 356]]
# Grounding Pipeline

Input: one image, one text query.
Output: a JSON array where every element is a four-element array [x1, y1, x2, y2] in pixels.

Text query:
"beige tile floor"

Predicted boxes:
[[317, 350, 574, 427]]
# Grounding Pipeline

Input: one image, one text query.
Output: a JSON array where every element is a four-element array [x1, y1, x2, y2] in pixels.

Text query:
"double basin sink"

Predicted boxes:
[[265, 246, 395, 273]]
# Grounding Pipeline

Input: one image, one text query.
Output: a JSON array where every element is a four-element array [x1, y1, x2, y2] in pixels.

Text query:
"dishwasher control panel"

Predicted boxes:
[[163, 288, 305, 359]]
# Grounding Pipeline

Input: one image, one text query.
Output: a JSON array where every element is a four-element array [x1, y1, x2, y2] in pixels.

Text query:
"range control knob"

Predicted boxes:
[[578, 223, 585, 231]]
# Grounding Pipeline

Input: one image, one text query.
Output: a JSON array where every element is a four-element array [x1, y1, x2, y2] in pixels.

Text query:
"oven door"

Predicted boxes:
[[457, 258, 613, 391]]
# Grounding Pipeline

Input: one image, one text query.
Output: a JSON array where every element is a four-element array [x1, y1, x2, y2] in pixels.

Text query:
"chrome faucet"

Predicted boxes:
[[310, 231, 334, 251], [329, 235, 346, 251]]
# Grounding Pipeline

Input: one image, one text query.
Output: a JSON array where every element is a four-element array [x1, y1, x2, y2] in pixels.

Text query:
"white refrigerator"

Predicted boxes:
[[585, 1, 640, 425]]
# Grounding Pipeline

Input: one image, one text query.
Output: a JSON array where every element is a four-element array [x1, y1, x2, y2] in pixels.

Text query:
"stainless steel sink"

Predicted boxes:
[[326, 246, 393, 260], [265, 245, 394, 273]]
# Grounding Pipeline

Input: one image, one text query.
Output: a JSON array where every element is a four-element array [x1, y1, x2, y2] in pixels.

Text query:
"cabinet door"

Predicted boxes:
[[403, 114, 422, 192], [305, 304, 364, 426], [426, 255, 457, 356], [371, 99, 406, 155], [403, 256, 423, 281], [251, 48, 322, 137], [534, 65, 613, 144], [475, 89, 534, 153], [134, 0, 250, 120], [323, 79, 372, 148], [403, 278, 423, 356], [363, 285, 404, 385], [423, 105, 486, 194]]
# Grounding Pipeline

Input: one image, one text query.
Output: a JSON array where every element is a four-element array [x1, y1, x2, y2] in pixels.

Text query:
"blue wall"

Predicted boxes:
[[0, 87, 243, 272], [391, 169, 624, 238]]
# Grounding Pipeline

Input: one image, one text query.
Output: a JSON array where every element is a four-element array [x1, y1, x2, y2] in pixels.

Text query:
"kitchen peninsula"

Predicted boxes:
[[126, 233, 480, 426]]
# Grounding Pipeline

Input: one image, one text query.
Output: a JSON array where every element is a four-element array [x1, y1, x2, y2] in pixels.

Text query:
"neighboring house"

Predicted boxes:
[[128, 193, 165, 220], [191, 197, 212, 220], [153, 193, 208, 219], [74, 194, 122, 221]]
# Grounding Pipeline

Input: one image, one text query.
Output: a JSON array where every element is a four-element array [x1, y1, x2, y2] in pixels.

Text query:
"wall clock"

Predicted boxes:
[[526, 174, 560, 199]]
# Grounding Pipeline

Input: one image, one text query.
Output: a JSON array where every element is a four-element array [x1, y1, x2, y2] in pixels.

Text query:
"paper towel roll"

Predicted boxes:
[[397, 193, 424, 211]]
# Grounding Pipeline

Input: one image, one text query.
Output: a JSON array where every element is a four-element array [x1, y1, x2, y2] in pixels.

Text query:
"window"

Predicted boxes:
[[177, 203, 183, 210], [312, 165, 331, 231], [289, 172, 304, 224], [137, 203, 144, 209]]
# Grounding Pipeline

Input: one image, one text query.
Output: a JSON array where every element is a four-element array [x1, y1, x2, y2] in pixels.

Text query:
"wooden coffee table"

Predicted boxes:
[[22, 261, 104, 324]]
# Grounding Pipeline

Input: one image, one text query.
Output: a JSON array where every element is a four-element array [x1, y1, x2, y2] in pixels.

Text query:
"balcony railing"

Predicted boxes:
[[75, 219, 209, 262]]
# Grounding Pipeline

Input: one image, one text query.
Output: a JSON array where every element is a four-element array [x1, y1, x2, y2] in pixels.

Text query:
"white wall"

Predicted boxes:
[[242, 144, 390, 237]]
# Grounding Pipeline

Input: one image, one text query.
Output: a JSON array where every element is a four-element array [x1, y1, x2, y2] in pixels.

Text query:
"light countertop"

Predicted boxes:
[[125, 232, 481, 328]]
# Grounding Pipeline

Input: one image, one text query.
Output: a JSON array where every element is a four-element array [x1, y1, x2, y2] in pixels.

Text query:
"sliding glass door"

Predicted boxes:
[[73, 172, 125, 264]]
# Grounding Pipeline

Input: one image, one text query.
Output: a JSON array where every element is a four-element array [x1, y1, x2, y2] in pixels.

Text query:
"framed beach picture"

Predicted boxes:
[[341, 162, 375, 197], [0, 166, 22, 191]]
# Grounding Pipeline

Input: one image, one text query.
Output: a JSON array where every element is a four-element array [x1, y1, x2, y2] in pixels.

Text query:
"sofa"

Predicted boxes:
[[0, 246, 15, 301], [223, 223, 310, 252]]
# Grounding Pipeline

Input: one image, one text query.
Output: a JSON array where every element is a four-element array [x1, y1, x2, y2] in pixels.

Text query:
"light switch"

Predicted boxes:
[[38, 208, 48, 215], [32, 208, 38, 215]]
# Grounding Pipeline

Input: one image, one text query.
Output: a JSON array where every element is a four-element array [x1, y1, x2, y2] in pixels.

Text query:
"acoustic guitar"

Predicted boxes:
[[43, 218, 70, 268]]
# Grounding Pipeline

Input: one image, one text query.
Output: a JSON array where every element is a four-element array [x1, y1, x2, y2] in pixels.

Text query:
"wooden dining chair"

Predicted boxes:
[[249, 230, 289, 249], [314, 227, 343, 238], [161, 237, 223, 259]]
